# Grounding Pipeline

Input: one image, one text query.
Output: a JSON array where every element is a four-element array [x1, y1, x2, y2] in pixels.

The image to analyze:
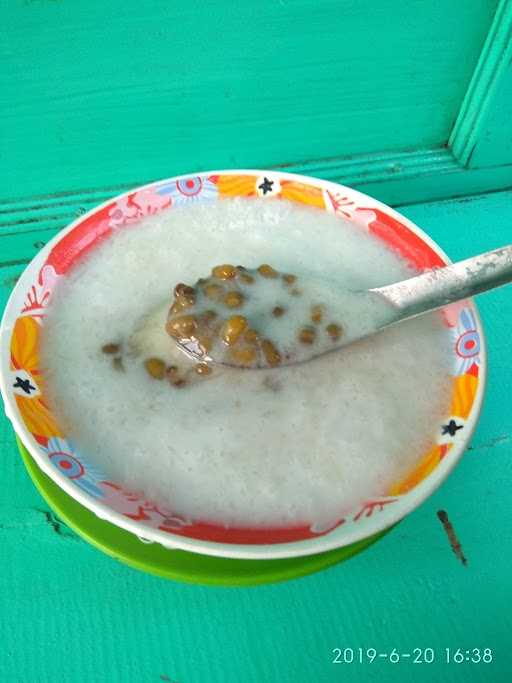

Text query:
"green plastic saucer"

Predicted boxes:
[[16, 436, 390, 586]]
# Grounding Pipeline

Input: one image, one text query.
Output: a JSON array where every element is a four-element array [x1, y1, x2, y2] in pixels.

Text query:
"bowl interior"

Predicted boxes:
[[0, 171, 485, 559]]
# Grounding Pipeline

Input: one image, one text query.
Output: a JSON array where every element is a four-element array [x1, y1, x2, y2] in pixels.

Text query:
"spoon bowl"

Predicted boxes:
[[167, 246, 512, 369]]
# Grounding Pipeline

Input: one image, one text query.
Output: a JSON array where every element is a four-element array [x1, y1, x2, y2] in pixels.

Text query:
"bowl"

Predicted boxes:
[[16, 435, 392, 585], [0, 170, 486, 560]]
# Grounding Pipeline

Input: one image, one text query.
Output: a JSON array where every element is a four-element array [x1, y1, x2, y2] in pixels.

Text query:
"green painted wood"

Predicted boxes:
[[1, 190, 511, 682], [449, 0, 512, 168], [2, 0, 497, 200], [469, 71, 512, 168], [0, 153, 510, 248], [289, 149, 512, 205], [358, 159, 512, 206]]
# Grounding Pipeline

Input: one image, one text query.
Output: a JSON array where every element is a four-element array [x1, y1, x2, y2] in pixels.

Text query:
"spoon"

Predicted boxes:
[[165, 246, 512, 369]]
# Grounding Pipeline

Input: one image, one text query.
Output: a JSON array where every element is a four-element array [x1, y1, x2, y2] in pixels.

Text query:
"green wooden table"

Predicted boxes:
[[1, 189, 511, 683], [2, 1, 512, 680]]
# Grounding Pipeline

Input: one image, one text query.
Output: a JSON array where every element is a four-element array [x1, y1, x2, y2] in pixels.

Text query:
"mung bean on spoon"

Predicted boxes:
[[165, 246, 512, 370]]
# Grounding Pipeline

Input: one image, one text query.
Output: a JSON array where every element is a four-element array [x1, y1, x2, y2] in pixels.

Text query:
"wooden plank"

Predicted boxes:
[[0, 150, 511, 240], [359, 160, 512, 206], [449, 0, 512, 167], [469, 69, 512, 168], [0, 226, 60, 265], [2, 0, 497, 199]]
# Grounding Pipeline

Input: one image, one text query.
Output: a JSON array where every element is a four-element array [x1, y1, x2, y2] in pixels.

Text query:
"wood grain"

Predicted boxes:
[[2, 0, 497, 199], [0, 149, 510, 250], [449, 0, 512, 167], [0, 191, 511, 682]]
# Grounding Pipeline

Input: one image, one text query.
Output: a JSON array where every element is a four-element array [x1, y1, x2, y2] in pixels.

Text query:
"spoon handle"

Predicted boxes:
[[372, 245, 512, 319]]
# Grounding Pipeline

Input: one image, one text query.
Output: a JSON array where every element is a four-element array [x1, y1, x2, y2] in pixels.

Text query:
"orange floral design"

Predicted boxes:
[[388, 443, 452, 496], [389, 368, 478, 496], [212, 174, 326, 208], [10, 316, 61, 439], [280, 181, 325, 209], [213, 175, 257, 198], [450, 372, 478, 420]]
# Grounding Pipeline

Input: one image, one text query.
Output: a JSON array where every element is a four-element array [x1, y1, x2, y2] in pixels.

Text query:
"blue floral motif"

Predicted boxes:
[[155, 175, 218, 205], [42, 437, 105, 498], [453, 308, 481, 376]]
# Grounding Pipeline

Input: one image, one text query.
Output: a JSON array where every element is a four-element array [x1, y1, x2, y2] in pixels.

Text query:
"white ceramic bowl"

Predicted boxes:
[[0, 170, 486, 559]]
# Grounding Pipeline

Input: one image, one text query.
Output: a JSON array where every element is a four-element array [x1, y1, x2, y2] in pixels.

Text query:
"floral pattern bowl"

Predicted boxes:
[[0, 171, 486, 560]]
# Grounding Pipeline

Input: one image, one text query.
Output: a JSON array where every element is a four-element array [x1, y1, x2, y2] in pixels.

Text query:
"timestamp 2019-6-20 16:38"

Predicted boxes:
[[332, 647, 494, 666]]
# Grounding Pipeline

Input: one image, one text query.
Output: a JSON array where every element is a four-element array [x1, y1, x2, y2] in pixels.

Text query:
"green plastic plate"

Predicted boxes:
[[16, 435, 389, 586]]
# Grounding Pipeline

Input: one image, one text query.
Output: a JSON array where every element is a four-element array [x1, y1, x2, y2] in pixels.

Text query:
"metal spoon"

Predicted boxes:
[[167, 246, 512, 369]]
